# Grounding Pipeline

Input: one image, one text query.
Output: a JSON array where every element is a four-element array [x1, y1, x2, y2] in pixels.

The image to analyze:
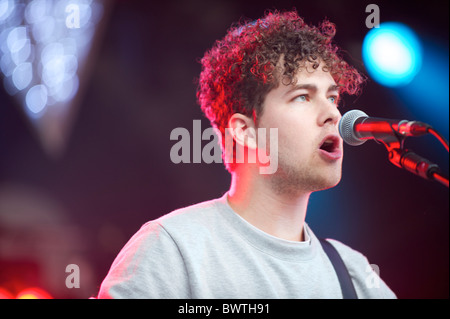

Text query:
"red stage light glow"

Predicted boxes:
[[0, 288, 14, 299], [16, 287, 53, 299]]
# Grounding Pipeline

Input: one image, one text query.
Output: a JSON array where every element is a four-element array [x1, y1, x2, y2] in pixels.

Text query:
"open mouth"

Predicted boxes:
[[318, 135, 342, 160], [319, 136, 339, 153], [320, 140, 336, 153]]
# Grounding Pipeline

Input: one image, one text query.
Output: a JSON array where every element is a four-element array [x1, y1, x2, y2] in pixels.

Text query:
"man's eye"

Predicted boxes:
[[328, 96, 338, 104], [294, 95, 308, 102]]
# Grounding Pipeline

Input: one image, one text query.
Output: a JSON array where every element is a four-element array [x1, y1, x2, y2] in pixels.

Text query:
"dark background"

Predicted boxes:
[[0, 0, 448, 299]]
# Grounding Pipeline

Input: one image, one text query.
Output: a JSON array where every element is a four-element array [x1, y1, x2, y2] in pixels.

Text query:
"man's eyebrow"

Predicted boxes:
[[284, 83, 340, 96], [327, 84, 340, 93], [283, 84, 317, 97]]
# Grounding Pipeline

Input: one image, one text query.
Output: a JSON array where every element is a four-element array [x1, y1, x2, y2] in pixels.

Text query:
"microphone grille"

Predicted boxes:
[[339, 109, 368, 146]]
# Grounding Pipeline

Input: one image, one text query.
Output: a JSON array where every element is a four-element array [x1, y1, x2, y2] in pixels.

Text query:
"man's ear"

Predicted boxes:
[[227, 113, 257, 150]]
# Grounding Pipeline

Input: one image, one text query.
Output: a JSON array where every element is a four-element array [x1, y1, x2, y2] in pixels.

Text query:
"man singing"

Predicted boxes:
[[98, 10, 396, 299]]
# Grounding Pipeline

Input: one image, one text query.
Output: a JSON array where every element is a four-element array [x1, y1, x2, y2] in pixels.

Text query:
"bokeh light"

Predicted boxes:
[[363, 22, 422, 87], [16, 287, 53, 299], [0, 0, 104, 156]]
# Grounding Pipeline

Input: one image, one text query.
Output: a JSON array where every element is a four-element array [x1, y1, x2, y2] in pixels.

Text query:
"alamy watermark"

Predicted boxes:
[[169, 120, 278, 174], [365, 4, 380, 28], [365, 264, 381, 289], [65, 264, 80, 289], [65, 4, 80, 29]]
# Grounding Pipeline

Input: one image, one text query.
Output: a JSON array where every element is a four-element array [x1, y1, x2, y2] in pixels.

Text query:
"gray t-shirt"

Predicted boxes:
[[98, 193, 396, 298]]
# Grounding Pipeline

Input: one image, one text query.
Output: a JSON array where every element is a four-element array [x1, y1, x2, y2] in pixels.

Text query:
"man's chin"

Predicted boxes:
[[310, 174, 342, 192]]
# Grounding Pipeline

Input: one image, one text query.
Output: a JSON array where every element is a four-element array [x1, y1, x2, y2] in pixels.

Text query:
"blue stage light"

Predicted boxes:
[[362, 22, 422, 87]]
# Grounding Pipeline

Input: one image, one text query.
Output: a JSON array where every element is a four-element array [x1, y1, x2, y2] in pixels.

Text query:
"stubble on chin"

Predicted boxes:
[[267, 154, 342, 196]]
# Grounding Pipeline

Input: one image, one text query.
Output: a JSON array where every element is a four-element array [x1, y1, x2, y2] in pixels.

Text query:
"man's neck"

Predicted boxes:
[[227, 167, 310, 242]]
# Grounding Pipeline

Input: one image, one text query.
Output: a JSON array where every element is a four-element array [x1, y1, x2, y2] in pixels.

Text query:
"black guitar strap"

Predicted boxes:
[[319, 238, 358, 299]]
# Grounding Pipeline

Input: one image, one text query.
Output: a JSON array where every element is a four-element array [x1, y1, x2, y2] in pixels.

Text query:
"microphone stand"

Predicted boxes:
[[389, 148, 449, 188], [378, 129, 449, 188]]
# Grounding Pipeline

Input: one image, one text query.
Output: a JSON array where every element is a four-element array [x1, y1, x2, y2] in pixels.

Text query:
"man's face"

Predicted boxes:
[[257, 62, 343, 195]]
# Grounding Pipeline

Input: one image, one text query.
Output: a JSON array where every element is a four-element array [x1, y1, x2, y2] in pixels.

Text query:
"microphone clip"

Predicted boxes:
[[382, 128, 448, 188], [389, 148, 441, 181]]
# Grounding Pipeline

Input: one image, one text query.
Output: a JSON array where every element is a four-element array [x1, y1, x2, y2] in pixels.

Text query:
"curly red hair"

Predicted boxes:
[[197, 9, 365, 171]]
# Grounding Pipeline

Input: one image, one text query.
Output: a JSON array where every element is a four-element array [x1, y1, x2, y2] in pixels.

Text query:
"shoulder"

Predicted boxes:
[[324, 238, 368, 264], [98, 196, 228, 298], [324, 238, 376, 279], [153, 196, 226, 232], [324, 238, 397, 299], [130, 195, 227, 247]]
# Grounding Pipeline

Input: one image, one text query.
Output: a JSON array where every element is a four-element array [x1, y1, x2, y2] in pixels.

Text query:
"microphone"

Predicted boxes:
[[339, 109, 430, 146], [339, 110, 449, 187]]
